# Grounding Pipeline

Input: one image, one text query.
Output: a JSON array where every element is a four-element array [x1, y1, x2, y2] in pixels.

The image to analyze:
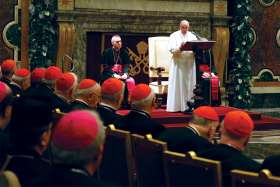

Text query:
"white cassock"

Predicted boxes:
[[166, 30, 197, 112]]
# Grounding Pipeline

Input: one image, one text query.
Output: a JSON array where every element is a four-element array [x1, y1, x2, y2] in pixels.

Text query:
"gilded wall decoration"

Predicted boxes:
[[252, 68, 280, 82], [277, 28, 280, 47], [127, 41, 149, 76], [250, 1, 280, 77], [248, 27, 257, 49], [58, 0, 74, 10], [2, 0, 21, 61], [259, 0, 276, 7]]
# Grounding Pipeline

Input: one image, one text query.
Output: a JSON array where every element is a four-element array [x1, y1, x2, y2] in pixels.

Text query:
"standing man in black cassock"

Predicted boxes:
[[100, 34, 135, 108]]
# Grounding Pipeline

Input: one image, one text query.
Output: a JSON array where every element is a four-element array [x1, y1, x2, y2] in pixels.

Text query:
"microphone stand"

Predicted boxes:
[[191, 31, 212, 106], [208, 49, 212, 106]]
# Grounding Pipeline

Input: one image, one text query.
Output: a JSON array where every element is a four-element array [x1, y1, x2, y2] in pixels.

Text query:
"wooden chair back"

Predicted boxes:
[[98, 125, 136, 187], [52, 108, 65, 126], [231, 169, 280, 187], [164, 150, 222, 187], [131, 134, 168, 187]]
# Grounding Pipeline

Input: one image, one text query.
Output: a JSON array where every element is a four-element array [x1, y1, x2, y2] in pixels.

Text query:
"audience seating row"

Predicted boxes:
[[52, 111, 280, 187], [98, 124, 280, 187]]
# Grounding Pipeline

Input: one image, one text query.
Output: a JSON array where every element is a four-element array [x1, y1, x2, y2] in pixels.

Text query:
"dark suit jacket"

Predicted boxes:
[[30, 164, 113, 187], [261, 155, 280, 176], [52, 94, 71, 113], [8, 82, 23, 97], [115, 109, 165, 137], [0, 131, 9, 166], [24, 83, 53, 98], [100, 47, 131, 83], [24, 83, 70, 112], [69, 99, 91, 111], [0, 77, 11, 85], [5, 148, 51, 187], [157, 126, 213, 153], [96, 104, 121, 126], [198, 144, 261, 187]]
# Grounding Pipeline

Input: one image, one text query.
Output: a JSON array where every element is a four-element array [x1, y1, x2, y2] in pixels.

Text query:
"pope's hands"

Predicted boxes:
[[113, 73, 128, 80], [121, 73, 128, 80], [113, 74, 121, 79]]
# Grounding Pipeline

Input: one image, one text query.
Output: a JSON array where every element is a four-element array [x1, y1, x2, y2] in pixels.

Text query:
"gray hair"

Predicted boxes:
[[180, 20, 190, 26], [111, 34, 121, 44], [191, 114, 214, 127]]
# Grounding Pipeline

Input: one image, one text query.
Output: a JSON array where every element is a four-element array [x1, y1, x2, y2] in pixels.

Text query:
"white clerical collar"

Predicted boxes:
[[70, 168, 89, 176], [180, 31, 188, 37], [100, 102, 118, 110], [75, 98, 88, 106], [187, 125, 201, 136]]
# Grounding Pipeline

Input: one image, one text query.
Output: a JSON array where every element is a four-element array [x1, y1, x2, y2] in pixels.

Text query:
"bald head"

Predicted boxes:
[[180, 20, 190, 35]]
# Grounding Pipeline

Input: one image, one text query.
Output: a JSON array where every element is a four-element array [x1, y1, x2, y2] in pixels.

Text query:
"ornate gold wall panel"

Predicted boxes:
[[0, 0, 19, 62], [127, 41, 149, 77], [56, 22, 76, 72], [212, 26, 229, 86]]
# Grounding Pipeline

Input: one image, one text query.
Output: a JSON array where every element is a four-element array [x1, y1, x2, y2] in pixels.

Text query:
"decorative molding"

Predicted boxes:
[[211, 0, 228, 16], [252, 68, 280, 82], [251, 87, 280, 94], [249, 27, 257, 49], [258, 0, 276, 7], [59, 9, 213, 37], [2, 0, 21, 61], [74, 0, 210, 13], [276, 28, 280, 47], [58, 0, 74, 11]]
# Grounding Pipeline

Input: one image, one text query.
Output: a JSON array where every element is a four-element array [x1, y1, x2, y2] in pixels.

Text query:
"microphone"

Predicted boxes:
[[191, 31, 208, 41]]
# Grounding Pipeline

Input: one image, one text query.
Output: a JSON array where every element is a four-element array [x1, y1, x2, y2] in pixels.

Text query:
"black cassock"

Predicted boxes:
[[100, 47, 132, 84]]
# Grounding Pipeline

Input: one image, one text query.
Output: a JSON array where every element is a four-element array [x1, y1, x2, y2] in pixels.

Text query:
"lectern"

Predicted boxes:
[[181, 40, 220, 110], [180, 40, 216, 51]]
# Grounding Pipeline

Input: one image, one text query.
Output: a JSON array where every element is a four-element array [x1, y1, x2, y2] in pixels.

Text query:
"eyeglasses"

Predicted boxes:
[[115, 40, 122, 43]]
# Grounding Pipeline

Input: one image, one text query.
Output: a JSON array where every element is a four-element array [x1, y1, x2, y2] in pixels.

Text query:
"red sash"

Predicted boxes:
[[202, 72, 219, 101], [211, 77, 219, 101], [112, 64, 123, 74]]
